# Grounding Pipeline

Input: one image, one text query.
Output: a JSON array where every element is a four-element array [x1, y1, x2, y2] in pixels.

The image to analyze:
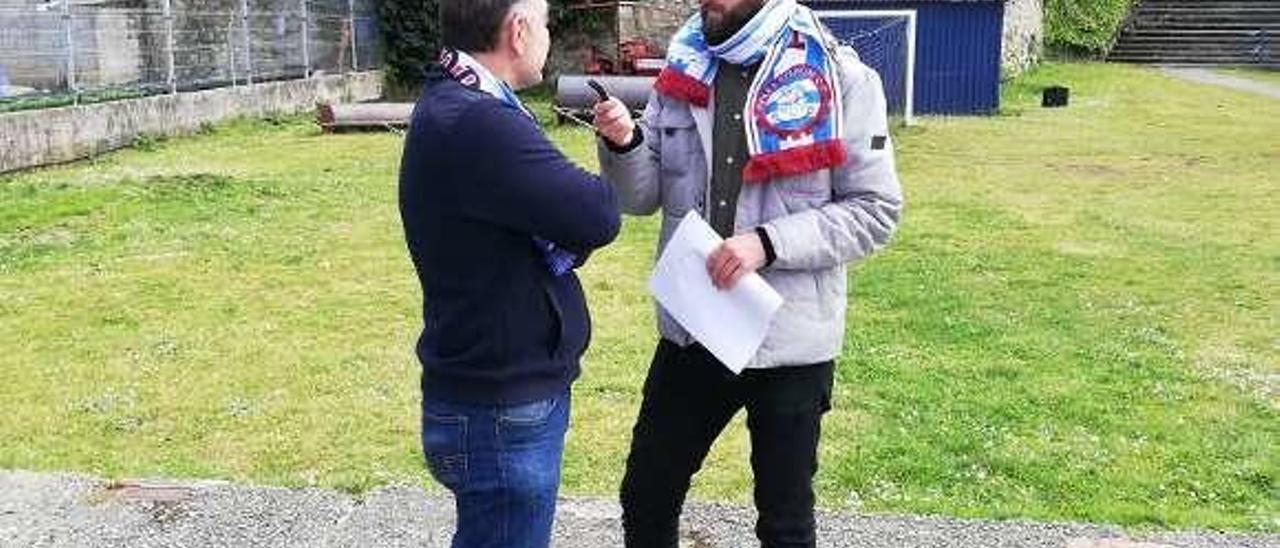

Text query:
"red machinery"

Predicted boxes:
[[554, 1, 683, 123], [557, 37, 665, 125], [618, 39, 666, 76], [583, 38, 664, 77]]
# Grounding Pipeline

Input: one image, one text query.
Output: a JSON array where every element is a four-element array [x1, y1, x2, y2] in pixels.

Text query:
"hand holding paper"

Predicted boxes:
[[648, 212, 784, 374], [706, 232, 768, 290]]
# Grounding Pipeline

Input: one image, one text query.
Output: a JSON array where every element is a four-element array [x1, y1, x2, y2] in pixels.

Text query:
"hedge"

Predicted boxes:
[[1045, 0, 1138, 56]]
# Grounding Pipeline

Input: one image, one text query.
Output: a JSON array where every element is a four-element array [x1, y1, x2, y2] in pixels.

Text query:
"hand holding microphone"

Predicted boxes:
[[589, 80, 636, 149]]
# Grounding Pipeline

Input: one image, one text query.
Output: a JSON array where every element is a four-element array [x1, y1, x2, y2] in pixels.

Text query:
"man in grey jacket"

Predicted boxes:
[[593, 0, 902, 545]]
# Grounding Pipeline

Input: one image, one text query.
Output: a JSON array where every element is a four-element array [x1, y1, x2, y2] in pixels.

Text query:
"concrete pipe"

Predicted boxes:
[[317, 102, 415, 132], [555, 75, 656, 114]]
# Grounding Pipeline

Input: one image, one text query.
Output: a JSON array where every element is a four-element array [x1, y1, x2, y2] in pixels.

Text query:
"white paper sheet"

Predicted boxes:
[[648, 211, 785, 374]]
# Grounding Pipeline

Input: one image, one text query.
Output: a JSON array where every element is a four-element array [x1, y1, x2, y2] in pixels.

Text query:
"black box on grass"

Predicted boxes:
[[1043, 86, 1070, 108]]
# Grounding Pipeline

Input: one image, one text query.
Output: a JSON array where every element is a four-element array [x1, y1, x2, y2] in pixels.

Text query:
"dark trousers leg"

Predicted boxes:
[[745, 364, 833, 548], [621, 341, 741, 548]]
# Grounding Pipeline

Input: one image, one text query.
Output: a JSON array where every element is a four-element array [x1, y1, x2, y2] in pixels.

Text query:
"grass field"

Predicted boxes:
[[1, 63, 1276, 532], [0, 88, 152, 115]]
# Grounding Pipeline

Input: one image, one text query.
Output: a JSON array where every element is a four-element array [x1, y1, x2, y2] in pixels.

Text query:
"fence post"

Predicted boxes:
[[227, 17, 237, 86], [300, 0, 311, 78], [240, 0, 253, 84], [61, 0, 77, 100], [347, 0, 358, 72], [163, 0, 176, 93]]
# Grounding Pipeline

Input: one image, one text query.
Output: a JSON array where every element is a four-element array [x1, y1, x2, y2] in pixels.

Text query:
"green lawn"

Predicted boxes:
[[0, 88, 152, 114], [1, 63, 1276, 533]]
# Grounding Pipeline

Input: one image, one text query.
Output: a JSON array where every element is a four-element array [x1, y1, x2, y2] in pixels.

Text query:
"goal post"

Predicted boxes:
[[815, 9, 918, 125]]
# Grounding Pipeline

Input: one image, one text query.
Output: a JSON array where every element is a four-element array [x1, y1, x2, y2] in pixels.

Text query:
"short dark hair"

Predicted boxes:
[[440, 0, 523, 53]]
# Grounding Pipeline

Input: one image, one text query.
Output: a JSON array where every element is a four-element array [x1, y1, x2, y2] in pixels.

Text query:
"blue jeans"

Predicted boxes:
[[421, 390, 570, 548]]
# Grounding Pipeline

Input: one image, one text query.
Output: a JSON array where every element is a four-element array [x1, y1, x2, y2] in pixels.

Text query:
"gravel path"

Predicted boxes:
[[1161, 67, 1280, 100], [1, 470, 1276, 548]]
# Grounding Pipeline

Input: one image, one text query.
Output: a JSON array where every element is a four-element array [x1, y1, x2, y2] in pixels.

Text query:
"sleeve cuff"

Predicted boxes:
[[603, 125, 644, 154], [755, 226, 776, 267]]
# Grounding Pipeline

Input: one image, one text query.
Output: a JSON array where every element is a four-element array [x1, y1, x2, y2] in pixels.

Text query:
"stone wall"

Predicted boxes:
[[0, 71, 382, 174], [549, 0, 698, 79], [618, 0, 697, 48], [546, 10, 620, 79]]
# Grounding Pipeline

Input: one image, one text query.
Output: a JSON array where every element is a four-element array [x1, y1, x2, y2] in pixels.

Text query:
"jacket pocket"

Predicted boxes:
[[814, 270, 831, 318], [656, 104, 696, 132], [813, 267, 847, 321], [773, 172, 832, 214], [656, 106, 701, 217], [542, 283, 565, 358]]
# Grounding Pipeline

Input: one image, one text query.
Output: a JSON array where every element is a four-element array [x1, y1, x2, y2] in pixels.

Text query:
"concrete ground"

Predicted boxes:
[[1, 470, 1276, 548], [1160, 67, 1280, 101]]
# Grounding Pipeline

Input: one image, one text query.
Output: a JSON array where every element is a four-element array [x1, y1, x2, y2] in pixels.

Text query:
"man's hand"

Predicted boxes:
[[593, 97, 635, 148], [706, 232, 767, 290]]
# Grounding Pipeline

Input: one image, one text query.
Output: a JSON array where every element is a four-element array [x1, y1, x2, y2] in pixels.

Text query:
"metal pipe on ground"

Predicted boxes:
[[315, 74, 656, 132], [317, 102, 414, 132]]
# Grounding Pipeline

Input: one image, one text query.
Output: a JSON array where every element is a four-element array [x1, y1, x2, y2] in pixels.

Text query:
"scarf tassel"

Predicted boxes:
[[655, 69, 712, 107], [743, 140, 848, 183]]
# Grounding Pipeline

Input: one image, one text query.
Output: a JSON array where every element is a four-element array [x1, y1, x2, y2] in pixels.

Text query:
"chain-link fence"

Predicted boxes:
[[0, 0, 380, 112]]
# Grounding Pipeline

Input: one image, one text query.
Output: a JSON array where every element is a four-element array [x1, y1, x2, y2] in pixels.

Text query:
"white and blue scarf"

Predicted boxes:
[[655, 0, 846, 182], [438, 47, 577, 276]]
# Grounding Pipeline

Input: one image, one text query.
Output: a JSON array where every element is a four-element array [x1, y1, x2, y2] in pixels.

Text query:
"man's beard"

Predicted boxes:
[[701, 1, 766, 46]]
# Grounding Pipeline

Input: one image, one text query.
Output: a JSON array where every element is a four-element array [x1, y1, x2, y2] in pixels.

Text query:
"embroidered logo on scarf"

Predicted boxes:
[[753, 64, 832, 138]]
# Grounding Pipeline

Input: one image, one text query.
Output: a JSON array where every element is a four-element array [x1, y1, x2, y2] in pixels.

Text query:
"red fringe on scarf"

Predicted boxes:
[[654, 68, 711, 107], [743, 140, 848, 183]]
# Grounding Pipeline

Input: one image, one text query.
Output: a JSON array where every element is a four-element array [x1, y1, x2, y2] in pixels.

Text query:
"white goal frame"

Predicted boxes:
[[816, 9, 918, 125]]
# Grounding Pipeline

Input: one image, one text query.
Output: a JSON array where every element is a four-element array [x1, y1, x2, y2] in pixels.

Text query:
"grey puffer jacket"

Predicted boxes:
[[598, 47, 903, 369]]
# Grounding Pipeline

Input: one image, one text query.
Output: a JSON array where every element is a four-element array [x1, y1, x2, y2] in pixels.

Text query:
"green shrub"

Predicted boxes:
[[378, 0, 601, 97], [1045, 0, 1137, 56], [378, 0, 441, 96]]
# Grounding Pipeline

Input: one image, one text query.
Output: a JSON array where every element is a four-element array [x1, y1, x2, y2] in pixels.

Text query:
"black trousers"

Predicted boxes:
[[620, 340, 834, 548]]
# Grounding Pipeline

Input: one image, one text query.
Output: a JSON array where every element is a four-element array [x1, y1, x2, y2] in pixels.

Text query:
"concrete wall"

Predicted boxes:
[[0, 2, 145, 92], [1002, 0, 1043, 76], [0, 71, 382, 174]]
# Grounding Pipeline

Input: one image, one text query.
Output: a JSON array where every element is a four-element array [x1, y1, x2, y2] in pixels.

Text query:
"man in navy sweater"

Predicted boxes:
[[397, 0, 620, 545]]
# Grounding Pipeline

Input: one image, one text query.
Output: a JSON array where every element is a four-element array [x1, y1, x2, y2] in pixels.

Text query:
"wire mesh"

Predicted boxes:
[[821, 15, 913, 118], [0, 0, 380, 110]]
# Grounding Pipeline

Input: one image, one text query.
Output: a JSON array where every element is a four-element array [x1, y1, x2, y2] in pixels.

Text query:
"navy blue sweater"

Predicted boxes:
[[399, 68, 620, 405]]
